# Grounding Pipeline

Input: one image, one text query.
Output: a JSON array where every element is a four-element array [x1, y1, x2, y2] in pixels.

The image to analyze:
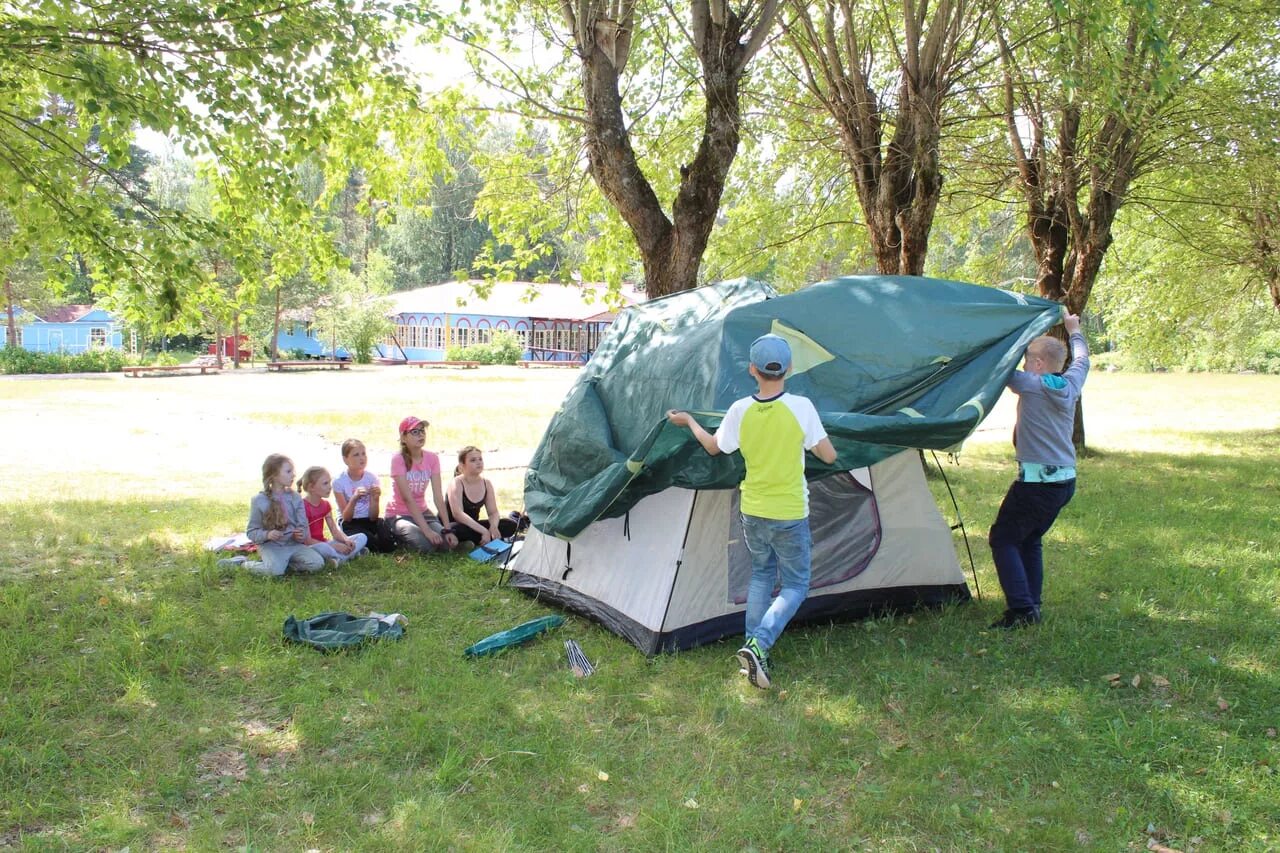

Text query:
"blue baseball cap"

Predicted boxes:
[[749, 334, 791, 377]]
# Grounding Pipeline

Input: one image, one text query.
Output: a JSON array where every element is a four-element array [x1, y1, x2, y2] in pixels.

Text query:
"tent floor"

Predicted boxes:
[[507, 571, 973, 655]]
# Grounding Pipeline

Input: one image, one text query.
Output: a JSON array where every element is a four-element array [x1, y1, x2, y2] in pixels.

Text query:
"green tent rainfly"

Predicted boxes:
[[524, 275, 1064, 540]]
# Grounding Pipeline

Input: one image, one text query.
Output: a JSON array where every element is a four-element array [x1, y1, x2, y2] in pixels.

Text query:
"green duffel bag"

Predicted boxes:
[[283, 611, 405, 651]]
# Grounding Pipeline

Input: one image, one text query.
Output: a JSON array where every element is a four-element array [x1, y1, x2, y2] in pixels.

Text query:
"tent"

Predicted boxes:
[[508, 275, 1064, 653]]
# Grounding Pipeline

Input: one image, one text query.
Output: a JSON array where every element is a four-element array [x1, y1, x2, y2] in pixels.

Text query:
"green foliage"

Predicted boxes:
[[0, 346, 125, 374], [310, 250, 394, 364], [0, 0, 450, 332], [445, 330, 523, 365], [346, 307, 393, 365]]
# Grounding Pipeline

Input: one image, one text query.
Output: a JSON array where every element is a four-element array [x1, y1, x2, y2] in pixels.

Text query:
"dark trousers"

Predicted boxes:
[[988, 479, 1076, 612], [339, 517, 396, 553], [452, 516, 518, 547]]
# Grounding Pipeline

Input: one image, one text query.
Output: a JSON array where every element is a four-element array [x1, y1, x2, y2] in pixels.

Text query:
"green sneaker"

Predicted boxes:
[[735, 638, 771, 690]]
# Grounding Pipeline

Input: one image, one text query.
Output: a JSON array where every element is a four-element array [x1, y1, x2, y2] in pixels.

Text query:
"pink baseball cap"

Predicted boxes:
[[399, 416, 426, 434]]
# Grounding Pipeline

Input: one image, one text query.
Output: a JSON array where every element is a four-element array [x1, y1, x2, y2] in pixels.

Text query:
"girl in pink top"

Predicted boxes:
[[386, 415, 458, 553], [298, 466, 367, 565]]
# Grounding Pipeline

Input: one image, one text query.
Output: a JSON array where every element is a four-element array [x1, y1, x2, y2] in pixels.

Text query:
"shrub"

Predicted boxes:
[[0, 346, 126, 374], [0, 346, 40, 374], [446, 330, 523, 365]]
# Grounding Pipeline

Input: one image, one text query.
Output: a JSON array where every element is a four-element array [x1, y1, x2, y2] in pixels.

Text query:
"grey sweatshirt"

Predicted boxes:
[[246, 490, 310, 545], [1008, 332, 1090, 468]]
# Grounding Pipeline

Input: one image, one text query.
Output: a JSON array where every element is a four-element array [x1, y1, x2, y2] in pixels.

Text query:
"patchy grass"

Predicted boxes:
[[0, 370, 1278, 850]]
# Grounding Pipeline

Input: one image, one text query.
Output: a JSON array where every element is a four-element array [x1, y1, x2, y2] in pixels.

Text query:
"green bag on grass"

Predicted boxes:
[[283, 611, 405, 651], [464, 615, 565, 658]]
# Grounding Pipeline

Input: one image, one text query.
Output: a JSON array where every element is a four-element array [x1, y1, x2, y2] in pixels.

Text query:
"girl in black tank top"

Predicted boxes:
[[447, 446, 518, 546]]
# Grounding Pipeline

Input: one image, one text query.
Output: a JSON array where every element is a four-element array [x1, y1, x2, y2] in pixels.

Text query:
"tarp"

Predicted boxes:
[[283, 612, 405, 651], [524, 275, 1063, 540]]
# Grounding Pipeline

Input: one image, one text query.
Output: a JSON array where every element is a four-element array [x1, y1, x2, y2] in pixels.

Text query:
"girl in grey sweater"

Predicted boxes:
[[244, 454, 325, 576]]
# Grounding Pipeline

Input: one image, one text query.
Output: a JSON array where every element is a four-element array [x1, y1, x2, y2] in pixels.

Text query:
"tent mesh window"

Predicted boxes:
[[727, 470, 880, 604]]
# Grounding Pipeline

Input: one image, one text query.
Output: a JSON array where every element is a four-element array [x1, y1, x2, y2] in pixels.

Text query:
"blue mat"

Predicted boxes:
[[468, 539, 512, 563]]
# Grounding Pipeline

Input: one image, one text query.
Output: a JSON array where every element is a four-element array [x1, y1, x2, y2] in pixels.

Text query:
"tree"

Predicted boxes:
[[382, 133, 496, 288], [1084, 58, 1280, 370], [783, 0, 996, 274], [314, 251, 395, 363], [465, 0, 780, 298], [991, 0, 1271, 315], [0, 208, 54, 349], [0, 0, 429, 323]]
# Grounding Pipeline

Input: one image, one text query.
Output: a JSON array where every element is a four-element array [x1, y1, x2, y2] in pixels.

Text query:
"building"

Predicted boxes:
[[1, 305, 124, 353], [274, 311, 350, 360], [377, 281, 643, 363]]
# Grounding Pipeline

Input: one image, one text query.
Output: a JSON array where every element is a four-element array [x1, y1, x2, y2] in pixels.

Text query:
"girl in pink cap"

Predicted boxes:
[[384, 416, 458, 553]]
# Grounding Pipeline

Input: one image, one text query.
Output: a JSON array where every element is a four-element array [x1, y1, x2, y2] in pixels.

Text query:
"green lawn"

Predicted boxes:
[[1, 370, 1277, 851]]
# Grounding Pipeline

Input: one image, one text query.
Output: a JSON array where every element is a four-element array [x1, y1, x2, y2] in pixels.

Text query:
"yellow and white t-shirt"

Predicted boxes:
[[714, 392, 828, 520]]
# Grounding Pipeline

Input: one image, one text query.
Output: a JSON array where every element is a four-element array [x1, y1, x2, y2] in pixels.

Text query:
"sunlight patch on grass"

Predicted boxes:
[[117, 676, 157, 710]]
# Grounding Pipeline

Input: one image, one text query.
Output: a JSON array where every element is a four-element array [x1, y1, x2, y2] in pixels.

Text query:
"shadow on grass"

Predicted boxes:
[[0, 432, 1276, 849]]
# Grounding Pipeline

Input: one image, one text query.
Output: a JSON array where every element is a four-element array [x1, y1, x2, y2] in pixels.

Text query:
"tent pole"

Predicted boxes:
[[929, 450, 982, 601], [657, 491, 700, 643]]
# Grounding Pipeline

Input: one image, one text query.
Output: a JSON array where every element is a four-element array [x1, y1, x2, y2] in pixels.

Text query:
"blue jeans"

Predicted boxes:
[[741, 514, 813, 653], [988, 479, 1076, 612]]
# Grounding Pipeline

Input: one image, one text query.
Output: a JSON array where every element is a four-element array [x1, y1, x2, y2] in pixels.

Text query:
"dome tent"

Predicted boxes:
[[509, 276, 1064, 653]]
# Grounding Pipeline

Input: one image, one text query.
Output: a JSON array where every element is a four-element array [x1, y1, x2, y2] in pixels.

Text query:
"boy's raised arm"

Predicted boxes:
[[667, 410, 721, 456]]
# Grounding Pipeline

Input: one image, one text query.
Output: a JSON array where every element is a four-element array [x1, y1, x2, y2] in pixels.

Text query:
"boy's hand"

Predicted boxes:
[[666, 410, 693, 428], [1063, 313, 1081, 334], [334, 541, 353, 555]]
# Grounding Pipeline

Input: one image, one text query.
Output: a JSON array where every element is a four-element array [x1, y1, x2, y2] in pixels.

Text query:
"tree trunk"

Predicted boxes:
[[568, 0, 778, 298], [3, 278, 17, 349], [233, 313, 242, 368], [271, 288, 281, 361], [786, 0, 981, 276], [213, 316, 223, 370]]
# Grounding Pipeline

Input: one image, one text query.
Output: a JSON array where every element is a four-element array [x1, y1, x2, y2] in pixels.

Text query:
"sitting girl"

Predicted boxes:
[[333, 438, 395, 553], [385, 416, 458, 553], [245, 453, 325, 576], [298, 465, 368, 565], [446, 446, 519, 547]]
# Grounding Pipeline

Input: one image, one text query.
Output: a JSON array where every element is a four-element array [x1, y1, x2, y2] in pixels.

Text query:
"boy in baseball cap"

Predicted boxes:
[[667, 333, 837, 688]]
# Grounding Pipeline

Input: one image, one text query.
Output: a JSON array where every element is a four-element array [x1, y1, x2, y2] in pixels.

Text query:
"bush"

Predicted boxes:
[[445, 330, 523, 365], [0, 346, 40, 374], [0, 346, 126, 374]]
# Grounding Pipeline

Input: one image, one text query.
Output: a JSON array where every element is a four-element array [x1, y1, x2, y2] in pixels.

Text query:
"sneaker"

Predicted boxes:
[[735, 638, 771, 690], [989, 607, 1041, 629], [244, 560, 285, 577], [216, 555, 247, 568]]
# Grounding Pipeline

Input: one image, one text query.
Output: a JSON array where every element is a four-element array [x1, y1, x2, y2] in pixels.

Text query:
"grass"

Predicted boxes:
[[1, 369, 1278, 850]]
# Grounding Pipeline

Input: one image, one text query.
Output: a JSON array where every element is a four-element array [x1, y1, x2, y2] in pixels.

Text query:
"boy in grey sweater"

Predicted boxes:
[[988, 313, 1090, 628]]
